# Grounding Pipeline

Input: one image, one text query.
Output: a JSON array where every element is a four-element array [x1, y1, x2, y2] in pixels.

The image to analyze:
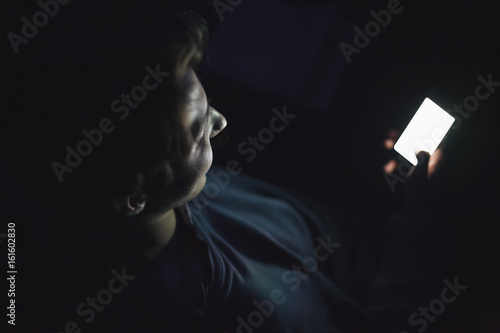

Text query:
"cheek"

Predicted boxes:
[[159, 158, 208, 207], [159, 130, 213, 206], [168, 135, 213, 197], [195, 133, 213, 174]]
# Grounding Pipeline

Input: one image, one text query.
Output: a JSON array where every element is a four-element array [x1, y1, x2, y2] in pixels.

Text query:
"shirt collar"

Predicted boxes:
[[175, 203, 194, 227]]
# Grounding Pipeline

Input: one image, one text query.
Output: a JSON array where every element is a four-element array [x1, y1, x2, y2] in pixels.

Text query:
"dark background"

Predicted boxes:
[[2, 0, 500, 331], [195, 0, 500, 331]]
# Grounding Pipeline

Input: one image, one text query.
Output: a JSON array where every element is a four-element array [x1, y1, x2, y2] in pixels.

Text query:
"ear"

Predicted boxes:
[[113, 173, 147, 216], [113, 193, 146, 216]]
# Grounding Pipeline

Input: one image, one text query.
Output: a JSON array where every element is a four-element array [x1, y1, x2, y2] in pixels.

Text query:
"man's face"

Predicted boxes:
[[150, 68, 227, 211]]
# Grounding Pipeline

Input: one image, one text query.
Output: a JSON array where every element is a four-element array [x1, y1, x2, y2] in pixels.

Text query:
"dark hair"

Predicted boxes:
[[2, 2, 208, 214]]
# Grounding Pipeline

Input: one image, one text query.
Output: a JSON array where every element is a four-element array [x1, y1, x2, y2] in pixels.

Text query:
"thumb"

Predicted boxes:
[[414, 151, 430, 179], [404, 151, 431, 216]]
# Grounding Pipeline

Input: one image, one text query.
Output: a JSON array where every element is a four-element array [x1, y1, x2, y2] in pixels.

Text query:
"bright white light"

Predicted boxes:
[[394, 98, 455, 166]]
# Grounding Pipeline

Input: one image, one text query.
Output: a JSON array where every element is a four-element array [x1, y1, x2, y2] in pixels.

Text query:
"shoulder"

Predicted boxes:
[[187, 165, 340, 266]]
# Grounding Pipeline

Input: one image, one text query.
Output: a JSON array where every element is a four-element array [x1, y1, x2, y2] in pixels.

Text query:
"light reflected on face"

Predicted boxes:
[[156, 68, 227, 207], [181, 69, 226, 174]]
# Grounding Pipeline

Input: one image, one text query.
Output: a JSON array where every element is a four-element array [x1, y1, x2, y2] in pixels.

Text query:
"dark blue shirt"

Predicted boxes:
[[101, 166, 372, 333]]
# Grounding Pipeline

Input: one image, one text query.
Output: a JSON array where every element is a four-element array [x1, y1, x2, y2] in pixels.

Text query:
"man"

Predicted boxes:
[[2, 1, 443, 331]]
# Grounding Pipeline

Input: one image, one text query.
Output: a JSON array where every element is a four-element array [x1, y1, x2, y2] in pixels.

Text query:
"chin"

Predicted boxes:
[[189, 150, 211, 201], [196, 174, 207, 192], [185, 174, 207, 203]]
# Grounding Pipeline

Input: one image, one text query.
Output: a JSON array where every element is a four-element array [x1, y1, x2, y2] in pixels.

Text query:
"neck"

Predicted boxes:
[[138, 208, 177, 261], [98, 208, 178, 265]]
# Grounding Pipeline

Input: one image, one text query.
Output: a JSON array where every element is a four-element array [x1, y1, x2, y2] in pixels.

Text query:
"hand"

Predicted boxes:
[[404, 151, 431, 218], [382, 129, 444, 179], [382, 129, 440, 219]]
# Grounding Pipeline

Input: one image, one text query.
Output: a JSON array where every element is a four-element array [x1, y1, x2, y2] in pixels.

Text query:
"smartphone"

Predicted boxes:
[[394, 98, 455, 166]]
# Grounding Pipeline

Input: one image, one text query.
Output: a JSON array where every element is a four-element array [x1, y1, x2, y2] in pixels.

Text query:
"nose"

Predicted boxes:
[[208, 106, 227, 138]]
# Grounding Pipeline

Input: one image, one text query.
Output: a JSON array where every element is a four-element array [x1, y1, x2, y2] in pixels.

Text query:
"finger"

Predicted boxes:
[[428, 148, 443, 178], [404, 151, 431, 218], [384, 138, 395, 150], [383, 129, 401, 150], [383, 159, 397, 174], [388, 129, 400, 139], [405, 151, 429, 181], [414, 151, 430, 179]]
